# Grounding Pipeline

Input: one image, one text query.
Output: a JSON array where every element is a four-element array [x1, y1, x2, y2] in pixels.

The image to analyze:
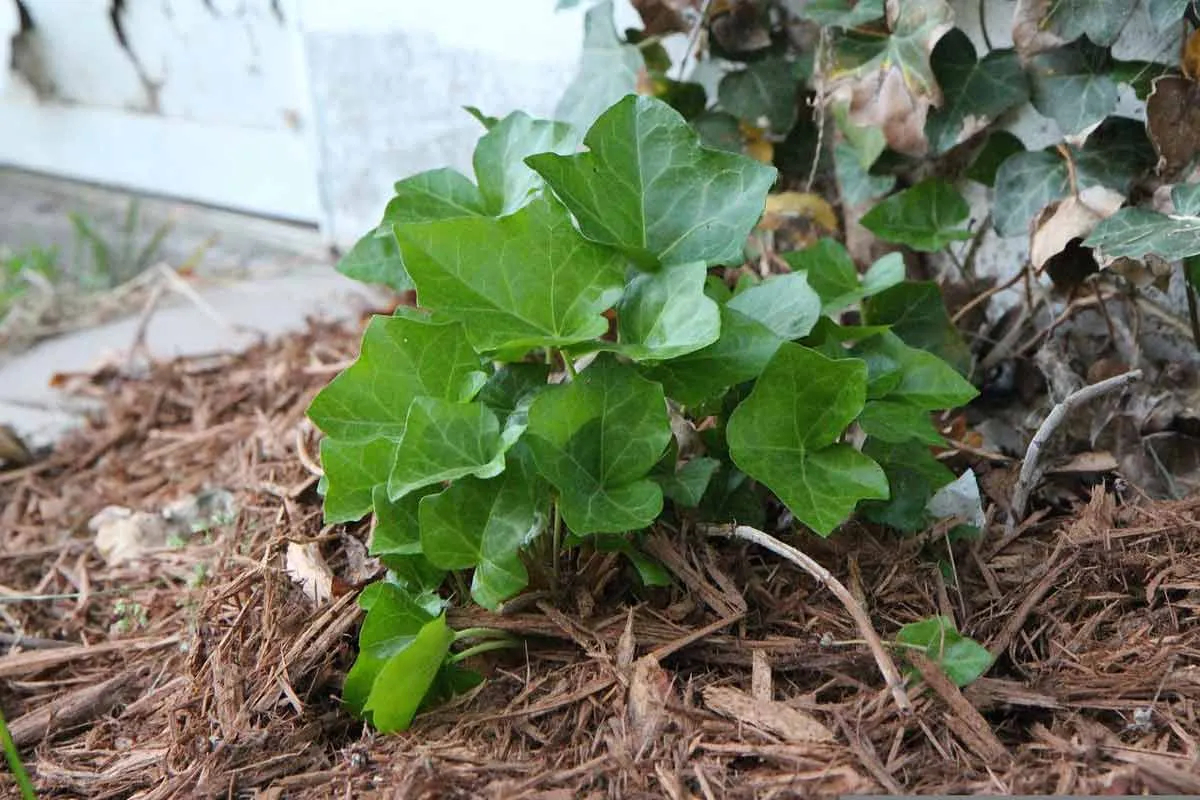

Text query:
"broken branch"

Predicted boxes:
[[699, 523, 912, 714], [1008, 369, 1143, 532]]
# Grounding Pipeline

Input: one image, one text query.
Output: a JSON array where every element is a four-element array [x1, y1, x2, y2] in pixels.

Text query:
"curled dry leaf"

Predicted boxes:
[[1011, 0, 1063, 59], [628, 654, 673, 751], [632, 0, 697, 36], [1147, 35, 1200, 178], [828, 0, 954, 157], [1030, 185, 1125, 272], [761, 191, 840, 234], [709, 0, 772, 54], [285, 541, 334, 605]]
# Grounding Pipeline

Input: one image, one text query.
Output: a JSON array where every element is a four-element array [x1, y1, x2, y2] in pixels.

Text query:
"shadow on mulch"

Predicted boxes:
[[2, 320, 1199, 798]]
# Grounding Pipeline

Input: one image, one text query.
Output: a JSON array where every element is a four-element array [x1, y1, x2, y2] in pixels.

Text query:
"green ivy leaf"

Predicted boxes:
[[994, 120, 1157, 237], [1043, 0, 1136, 47], [643, 306, 783, 407], [1146, 0, 1193, 31], [966, 131, 1024, 187], [782, 239, 904, 313], [863, 282, 971, 375], [1110, 59, 1174, 100], [656, 456, 721, 508], [419, 458, 548, 610], [343, 583, 436, 716], [993, 150, 1065, 237], [336, 230, 413, 293], [382, 168, 487, 226], [395, 193, 625, 353], [364, 614, 456, 732], [896, 616, 992, 687], [308, 316, 485, 522], [341, 168, 489, 292], [371, 485, 435, 557], [800, 0, 884, 28], [621, 543, 673, 587], [528, 95, 778, 269], [555, 0, 641, 133], [526, 356, 672, 533], [388, 398, 506, 500], [835, 141, 896, 207], [726, 272, 822, 339], [463, 106, 498, 129], [473, 112, 578, 216], [860, 180, 973, 252], [425, 663, 485, 707], [862, 253, 907, 295], [718, 57, 801, 134], [692, 110, 744, 153], [1174, 183, 1200, 215], [832, 103, 887, 170], [856, 332, 978, 409], [860, 438, 954, 531], [727, 343, 888, 535], [317, 437, 393, 524], [858, 400, 943, 444], [925, 30, 1029, 155], [1029, 39, 1119, 135], [477, 363, 551, 441], [1084, 207, 1200, 262], [615, 261, 722, 360]]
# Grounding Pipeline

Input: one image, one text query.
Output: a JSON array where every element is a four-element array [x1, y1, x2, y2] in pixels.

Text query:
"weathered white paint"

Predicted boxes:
[[118, 0, 307, 128], [0, 0, 1180, 262], [293, 0, 592, 245], [0, 0, 321, 221], [0, 0, 593, 237], [13, 0, 151, 110], [0, 103, 321, 219]]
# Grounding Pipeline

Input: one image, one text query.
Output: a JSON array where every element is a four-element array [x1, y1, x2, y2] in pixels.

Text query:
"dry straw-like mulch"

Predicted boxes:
[[2, 320, 1199, 798]]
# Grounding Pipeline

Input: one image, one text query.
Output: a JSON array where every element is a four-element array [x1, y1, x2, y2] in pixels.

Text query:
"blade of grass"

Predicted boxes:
[[0, 706, 36, 800]]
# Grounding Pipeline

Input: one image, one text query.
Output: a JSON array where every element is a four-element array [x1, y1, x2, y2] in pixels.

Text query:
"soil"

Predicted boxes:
[[2, 319, 1199, 799]]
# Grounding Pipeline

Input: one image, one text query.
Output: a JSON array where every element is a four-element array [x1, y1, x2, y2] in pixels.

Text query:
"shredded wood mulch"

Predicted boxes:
[[3, 320, 1200, 799]]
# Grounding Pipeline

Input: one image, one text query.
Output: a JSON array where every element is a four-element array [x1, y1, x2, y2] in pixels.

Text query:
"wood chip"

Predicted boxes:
[[703, 685, 835, 744]]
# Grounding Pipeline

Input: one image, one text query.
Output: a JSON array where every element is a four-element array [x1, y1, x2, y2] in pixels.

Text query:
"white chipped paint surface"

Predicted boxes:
[[0, 0, 592, 240], [0, 0, 1179, 265]]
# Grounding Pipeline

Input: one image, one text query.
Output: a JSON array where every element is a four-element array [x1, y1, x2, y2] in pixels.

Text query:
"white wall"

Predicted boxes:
[[0, 0, 589, 245], [294, 0, 587, 245]]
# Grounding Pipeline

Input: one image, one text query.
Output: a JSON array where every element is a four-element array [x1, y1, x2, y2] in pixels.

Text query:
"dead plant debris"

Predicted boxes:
[[3, 320, 1200, 798]]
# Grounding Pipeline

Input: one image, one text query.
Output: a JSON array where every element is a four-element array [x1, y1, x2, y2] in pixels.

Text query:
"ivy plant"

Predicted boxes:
[[310, 92, 978, 732]]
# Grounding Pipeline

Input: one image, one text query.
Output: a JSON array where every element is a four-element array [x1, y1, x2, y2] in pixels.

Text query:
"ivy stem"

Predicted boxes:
[[551, 501, 563, 587], [450, 571, 471, 602], [453, 627, 516, 643], [561, 353, 578, 380], [447, 639, 522, 664], [0, 706, 36, 800]]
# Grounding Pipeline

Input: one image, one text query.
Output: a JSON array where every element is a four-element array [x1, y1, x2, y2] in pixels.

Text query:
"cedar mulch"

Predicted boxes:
[[2, 319, 1199, 799]]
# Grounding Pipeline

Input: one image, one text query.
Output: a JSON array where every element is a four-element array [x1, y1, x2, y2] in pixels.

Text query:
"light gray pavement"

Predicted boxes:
[[0, 169, 382, 450]]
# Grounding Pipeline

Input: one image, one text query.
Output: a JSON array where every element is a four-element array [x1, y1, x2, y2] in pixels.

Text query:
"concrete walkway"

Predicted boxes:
[[0, 170, 381, 450]]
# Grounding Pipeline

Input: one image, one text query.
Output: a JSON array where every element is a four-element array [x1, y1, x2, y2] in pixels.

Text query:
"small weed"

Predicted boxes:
[[111, 599, 149, 634]]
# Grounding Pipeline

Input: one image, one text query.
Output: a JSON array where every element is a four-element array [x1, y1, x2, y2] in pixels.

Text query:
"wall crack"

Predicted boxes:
[[109, 0, 162, 113]]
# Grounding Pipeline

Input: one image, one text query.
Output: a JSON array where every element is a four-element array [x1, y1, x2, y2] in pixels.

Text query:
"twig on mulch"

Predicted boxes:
[[699, 523, 912, 714], [1009, 369, 1142, 531], [8, 671, 139, 747]]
